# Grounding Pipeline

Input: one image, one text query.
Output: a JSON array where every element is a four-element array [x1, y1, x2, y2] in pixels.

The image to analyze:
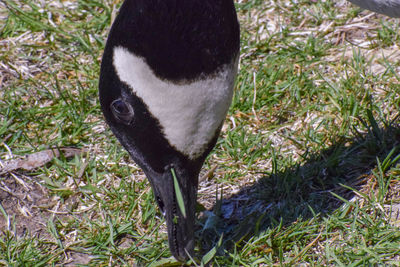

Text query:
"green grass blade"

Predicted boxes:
[[171, 167, 187, 218]]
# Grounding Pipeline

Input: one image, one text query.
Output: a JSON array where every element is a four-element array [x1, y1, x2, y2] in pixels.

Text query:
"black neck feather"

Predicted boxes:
[[105, 0, 240, 82]]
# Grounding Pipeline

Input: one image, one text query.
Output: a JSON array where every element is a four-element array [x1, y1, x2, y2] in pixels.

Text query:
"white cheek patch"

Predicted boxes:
[[113, 46, 237, 159]]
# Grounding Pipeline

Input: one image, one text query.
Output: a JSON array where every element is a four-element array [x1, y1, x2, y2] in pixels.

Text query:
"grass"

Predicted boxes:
[[1, 0, 400, 265]]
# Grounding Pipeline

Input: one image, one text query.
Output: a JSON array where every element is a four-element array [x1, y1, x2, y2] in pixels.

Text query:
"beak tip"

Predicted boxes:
[[171, 238, 195, 262]]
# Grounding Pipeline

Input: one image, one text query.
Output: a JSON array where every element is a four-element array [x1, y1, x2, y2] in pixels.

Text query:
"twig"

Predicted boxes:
[[252, 72, 260, 122]]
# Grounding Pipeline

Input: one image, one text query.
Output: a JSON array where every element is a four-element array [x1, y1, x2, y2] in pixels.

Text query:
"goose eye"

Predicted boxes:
[[111, 99, 134, 125]]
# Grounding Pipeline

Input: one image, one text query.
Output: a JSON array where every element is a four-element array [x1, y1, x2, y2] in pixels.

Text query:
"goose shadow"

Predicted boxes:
[[198, 114, 400, 253]]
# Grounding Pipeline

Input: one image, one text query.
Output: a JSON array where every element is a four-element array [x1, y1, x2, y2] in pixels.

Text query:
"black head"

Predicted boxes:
[[99, 0, 239, 261]]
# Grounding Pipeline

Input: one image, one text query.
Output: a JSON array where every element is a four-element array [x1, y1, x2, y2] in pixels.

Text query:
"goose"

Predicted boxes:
[[349, 0, 400, 17], [99, 0, 240, 261]]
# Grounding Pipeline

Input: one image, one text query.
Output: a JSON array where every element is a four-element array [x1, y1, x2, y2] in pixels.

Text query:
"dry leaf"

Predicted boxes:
[[0, 148, 85, 174]]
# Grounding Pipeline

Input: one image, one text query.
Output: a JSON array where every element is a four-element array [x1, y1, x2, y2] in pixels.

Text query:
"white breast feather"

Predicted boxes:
[[113, 46, 237, 159]]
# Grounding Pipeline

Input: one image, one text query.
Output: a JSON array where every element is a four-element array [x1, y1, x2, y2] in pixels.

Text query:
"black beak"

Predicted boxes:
[[144, 163, 198, 261]]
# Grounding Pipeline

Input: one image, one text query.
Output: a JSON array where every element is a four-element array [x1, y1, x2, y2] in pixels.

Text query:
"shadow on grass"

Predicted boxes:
[[200, 113, 400, 253]]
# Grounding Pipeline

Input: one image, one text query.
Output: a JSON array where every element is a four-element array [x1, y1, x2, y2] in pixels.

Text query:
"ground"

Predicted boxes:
[[1, 0, 400, 265]]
